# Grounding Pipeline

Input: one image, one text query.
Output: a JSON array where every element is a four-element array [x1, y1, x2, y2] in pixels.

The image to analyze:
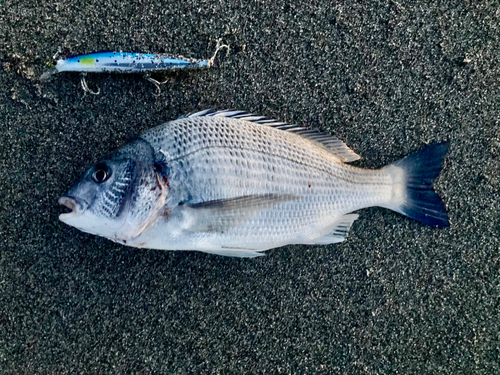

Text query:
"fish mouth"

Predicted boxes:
[[58, 196, 85, 220]]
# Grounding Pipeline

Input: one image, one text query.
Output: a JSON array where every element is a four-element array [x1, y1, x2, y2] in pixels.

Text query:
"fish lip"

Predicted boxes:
[[58, 195, 86, 220]]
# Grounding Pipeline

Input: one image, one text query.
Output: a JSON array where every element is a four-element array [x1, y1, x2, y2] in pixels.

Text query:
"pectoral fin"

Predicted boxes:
[[180, 193, 297, 233], [200, 248, 266, 258]]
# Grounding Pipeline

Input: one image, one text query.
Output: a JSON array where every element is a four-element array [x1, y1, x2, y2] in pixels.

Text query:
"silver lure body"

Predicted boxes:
[[54, 52, 208, 73], [59, 110, 449, 257]]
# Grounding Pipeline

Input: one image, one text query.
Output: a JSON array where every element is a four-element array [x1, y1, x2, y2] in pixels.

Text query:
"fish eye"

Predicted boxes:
[[92, 163, 111, 183]]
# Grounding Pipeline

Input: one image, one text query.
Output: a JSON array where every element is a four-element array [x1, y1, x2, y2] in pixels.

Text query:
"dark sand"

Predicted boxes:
[[0, 1, 499, 373]]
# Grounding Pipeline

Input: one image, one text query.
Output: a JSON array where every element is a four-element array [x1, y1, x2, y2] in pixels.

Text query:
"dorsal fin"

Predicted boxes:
[[181, 109, 361, 162]]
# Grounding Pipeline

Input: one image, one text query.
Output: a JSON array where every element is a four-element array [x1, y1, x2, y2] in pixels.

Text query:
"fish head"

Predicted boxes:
[[59, 138, 168, 242]]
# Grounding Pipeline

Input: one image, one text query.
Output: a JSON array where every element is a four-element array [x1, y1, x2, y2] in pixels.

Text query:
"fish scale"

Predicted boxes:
[[135, 115, 394, 252]]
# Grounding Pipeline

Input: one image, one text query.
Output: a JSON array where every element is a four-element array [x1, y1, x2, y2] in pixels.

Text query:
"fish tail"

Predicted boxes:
[[383, 142, 450, 228]]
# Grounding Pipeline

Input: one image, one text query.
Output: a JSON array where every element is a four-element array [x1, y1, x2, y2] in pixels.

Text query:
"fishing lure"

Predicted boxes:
[[40, 43, 228, 95]]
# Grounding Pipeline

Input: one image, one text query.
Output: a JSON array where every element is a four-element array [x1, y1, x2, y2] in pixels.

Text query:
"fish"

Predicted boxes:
[[58, 109, 450, 258]]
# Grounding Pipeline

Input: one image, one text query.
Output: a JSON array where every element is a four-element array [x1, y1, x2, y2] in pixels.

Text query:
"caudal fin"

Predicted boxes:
[[385, 142, 450, 228]]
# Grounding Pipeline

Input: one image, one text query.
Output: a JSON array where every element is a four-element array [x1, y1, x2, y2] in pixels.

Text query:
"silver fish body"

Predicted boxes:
[[59, 110, 449, 257]]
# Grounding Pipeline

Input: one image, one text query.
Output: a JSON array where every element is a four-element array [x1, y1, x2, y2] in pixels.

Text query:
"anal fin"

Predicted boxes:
[[309, 214, 359, 245]]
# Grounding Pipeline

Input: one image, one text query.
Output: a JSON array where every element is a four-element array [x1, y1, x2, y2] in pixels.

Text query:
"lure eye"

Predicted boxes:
[[92, 163, 111, 183]]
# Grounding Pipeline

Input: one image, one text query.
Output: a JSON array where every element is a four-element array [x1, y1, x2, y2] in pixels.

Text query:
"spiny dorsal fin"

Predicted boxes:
[[181, 109, 361, 163]]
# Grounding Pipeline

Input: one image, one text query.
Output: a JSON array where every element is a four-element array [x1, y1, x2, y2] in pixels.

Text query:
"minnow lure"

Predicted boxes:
[[40, 43, 228, 95]]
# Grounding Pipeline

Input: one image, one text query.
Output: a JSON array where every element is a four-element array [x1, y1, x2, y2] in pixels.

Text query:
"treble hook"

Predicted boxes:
[[144, 75, 169, 96], [80, 73, 100, 95]]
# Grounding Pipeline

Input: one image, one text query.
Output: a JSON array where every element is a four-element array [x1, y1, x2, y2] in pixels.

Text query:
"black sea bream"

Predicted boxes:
[[59, 110, 449, 257]]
